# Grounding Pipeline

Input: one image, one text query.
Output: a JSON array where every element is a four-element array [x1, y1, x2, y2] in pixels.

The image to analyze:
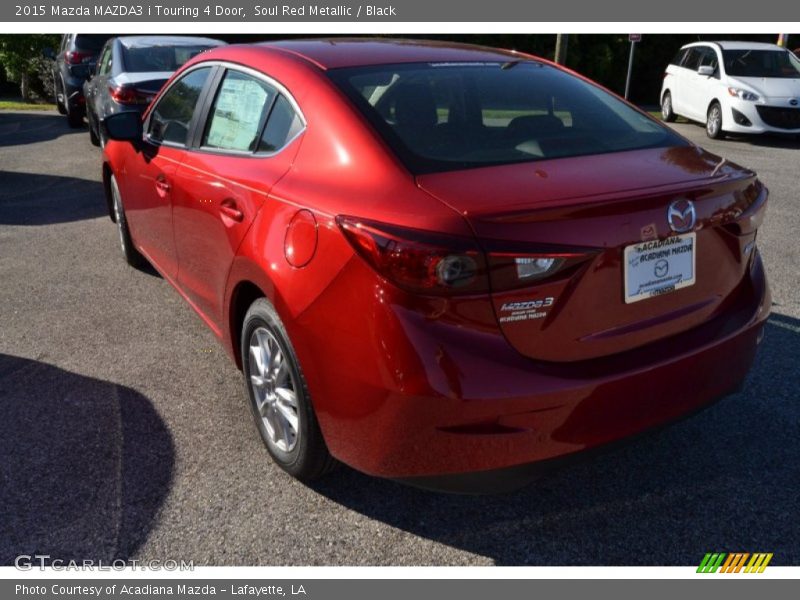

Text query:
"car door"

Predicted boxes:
[[121, 65, 215, 281], [684, 46, 720, 121], [88, 42, 112, 124], [663, 47, 688, 112], [170, 67, 305, 331], [671, 47, 703, 118]]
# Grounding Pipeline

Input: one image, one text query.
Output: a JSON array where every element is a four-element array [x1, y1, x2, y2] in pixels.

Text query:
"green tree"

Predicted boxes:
[[0, 34, 60, 100]]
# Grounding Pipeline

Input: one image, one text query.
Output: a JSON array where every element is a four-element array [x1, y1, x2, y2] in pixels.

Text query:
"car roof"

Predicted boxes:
[[683, 41, 786, 51], [255, 38, 525, 70], [117, 36, 225, 48]]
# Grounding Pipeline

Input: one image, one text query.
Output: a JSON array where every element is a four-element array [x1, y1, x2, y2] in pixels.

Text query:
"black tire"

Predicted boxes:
[[241, 298, 336, 481], [109, 174, 146, 268], [55, 78, 67, 115], [706, 101, 724, 139], [661, 91, 676, 122], [67, 106, 83, 128], [88, 116, 100, 146]]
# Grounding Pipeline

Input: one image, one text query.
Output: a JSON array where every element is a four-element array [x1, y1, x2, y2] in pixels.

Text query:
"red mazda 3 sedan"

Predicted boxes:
[[101, 39, 770, 492]]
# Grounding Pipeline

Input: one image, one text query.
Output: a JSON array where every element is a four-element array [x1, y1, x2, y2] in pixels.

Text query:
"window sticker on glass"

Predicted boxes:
[[204, 72, 274, 152]]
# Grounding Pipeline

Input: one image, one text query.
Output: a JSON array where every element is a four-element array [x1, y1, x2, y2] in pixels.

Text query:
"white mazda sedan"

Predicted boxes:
[[661, 41, 800, 138]]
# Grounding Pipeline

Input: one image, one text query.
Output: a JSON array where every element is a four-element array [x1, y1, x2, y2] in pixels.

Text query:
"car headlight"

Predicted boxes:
[[727, 87, 759, 101]]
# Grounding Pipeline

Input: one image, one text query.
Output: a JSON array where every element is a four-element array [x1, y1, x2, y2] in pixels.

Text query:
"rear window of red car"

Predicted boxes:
[[329, 61, 686, 173]]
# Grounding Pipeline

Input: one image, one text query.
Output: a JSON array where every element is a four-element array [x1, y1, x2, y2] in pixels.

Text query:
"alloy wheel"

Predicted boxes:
[[248, 327, 299, 453], [707, 105, 722, 137], [661, 94, 672, 121]]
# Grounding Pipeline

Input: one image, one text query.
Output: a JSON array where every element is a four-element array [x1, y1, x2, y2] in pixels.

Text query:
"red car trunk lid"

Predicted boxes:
[[417, 145, 766, 362]]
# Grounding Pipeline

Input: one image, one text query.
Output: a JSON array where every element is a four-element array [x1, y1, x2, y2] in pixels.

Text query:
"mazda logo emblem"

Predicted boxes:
[[791, 99, 799, 106], [667, 199, 696, 233]]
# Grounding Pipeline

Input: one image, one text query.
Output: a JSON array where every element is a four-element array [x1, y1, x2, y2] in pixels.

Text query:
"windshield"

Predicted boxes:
[[328, 61, 685, 173], [723, 49, 800, 78], [121, 44, 215, 73]]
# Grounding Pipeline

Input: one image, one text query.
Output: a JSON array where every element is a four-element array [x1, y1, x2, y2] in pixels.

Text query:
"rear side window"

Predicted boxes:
[[259, 95, 304, 153], [202, 71, 277, 152], [98, 45, 113, 75], [148, 67, 212, 146]]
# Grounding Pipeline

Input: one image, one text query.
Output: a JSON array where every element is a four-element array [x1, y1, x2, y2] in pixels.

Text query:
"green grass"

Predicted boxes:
[[647, 110, 691, 124], [0, 99, 57, 111]]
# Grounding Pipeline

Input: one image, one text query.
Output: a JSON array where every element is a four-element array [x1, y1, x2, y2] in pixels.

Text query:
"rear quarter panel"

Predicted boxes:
[[220, 47, 476, 366]]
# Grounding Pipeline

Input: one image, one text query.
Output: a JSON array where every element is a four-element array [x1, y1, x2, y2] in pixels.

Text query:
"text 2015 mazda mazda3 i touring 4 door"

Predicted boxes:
[[101, 39, 770, 492]]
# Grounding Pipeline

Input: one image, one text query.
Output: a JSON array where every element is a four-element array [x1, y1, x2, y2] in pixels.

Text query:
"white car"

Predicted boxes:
[[661, 41, 800, 138]]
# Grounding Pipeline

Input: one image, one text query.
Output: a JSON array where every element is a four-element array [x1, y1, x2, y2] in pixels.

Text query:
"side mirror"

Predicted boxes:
[[697, 65, 715, 77], [103, 111, 143, 142]]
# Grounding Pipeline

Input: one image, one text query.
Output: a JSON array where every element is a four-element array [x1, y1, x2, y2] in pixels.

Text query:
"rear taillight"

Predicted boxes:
[[337, 216, 589, 296], [109, 85, 153, 106], [337, 216, 489, 295], [65, 50, 93, 65]]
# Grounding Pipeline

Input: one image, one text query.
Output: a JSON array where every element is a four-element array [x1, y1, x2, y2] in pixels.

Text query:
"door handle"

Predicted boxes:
[[154, 176, 171, 196], [219, 199, 244, 223]]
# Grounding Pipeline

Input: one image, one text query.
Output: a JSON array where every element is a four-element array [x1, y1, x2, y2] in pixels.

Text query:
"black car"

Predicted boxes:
[[52, 34, 113, 128], [84, 36, 225, 147]]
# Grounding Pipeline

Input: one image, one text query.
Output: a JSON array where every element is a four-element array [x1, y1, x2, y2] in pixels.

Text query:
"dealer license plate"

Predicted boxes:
[[623, 232, 696, 304]]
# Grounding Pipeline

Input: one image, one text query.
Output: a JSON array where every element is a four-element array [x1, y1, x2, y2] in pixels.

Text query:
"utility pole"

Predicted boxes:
[[554, 34, 568, 65]]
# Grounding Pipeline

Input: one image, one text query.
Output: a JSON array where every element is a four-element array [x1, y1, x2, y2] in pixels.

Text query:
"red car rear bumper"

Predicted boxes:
[[296, 251, 770, 489]]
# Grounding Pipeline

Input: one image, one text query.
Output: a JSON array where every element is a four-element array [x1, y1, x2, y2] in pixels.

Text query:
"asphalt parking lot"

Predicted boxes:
[[1, 110, 798, 566]]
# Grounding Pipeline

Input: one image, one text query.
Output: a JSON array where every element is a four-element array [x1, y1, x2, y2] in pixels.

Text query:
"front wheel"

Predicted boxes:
[[109, 174, 146, 268], [241, 298, 336, 481], [661, 91, 676, 122], [706, 102, 724, 139]]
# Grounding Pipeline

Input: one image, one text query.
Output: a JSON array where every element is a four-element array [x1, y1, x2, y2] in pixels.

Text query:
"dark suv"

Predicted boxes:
[[52, 34, 113, 127]]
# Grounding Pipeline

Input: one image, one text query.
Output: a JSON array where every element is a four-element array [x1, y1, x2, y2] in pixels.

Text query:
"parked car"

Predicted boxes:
[[661, 41, 800, 138], [84, 36, 225, 147], [101, 39, 770, 492], [51, 34, 114, 128]]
